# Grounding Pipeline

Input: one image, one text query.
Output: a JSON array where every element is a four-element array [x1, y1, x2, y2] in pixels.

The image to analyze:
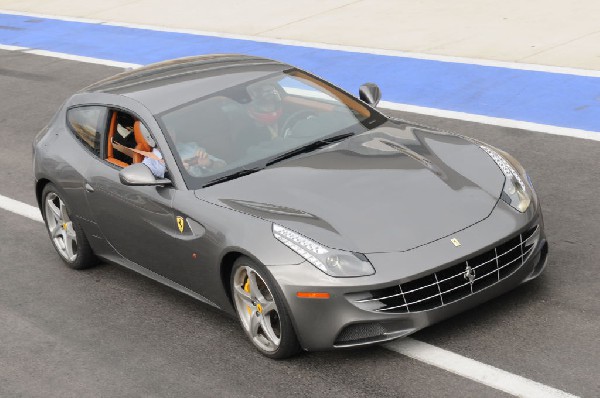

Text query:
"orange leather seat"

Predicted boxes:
[[106, 112, 130, 168], [132, 121, 152, 163]]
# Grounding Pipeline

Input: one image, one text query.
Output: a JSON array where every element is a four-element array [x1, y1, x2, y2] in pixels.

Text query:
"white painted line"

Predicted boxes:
[[0, 44, 141, 68], [2, 8, 600, 78], [0, 194, 42, 223], [0, 190, 580, 397], [0, 43, 28, 51], [384, 338, 578, 398], [23, 49, 141, 69], [380, 101, 600, 142]]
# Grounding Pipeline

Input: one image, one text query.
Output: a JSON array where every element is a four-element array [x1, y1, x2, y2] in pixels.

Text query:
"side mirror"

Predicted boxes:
[[359, 83, 382, 107], [119, 163, 171, 186]]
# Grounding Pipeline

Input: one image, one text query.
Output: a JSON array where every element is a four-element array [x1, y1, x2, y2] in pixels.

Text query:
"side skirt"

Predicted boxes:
[[100, 253, 221, 309]]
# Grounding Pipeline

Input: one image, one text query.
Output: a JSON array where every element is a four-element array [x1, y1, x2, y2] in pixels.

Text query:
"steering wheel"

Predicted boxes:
[[281, 110, 318, 139]]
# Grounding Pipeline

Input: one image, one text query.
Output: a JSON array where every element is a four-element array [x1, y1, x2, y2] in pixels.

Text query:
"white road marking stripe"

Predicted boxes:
[[0, 44, 28, 51], [0, 44, 142, 68], [380, 101, 600, 142], [0, 194, 42, 222], [0, 192, 579, 397], [2, 8, 600, 77], [384, 338, 578, 398], [24, 49, 141, 69]]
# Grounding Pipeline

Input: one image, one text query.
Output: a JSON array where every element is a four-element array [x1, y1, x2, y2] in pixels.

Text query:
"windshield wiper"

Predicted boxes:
[[202, 167, 263, 187], [266, 132, 355, 166], [202, 133, 355, 187]]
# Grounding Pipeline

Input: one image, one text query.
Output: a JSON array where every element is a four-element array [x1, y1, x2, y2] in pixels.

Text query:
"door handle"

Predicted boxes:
[[85, 183, 94, 193]]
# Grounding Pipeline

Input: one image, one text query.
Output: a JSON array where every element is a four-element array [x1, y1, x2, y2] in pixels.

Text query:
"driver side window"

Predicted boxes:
[[104, 110, 167, 179]]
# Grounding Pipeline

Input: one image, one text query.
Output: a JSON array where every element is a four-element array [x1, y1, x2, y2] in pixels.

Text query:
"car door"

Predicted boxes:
[[83, 110, 184, 281], [84, 162, 179, 272]]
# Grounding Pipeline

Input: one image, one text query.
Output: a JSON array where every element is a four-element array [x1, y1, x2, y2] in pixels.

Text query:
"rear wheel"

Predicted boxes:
[[231, 256, 301, 359], [42, 183, 97, 270]]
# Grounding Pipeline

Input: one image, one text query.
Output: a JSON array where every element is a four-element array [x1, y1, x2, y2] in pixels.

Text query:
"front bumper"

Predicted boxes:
[[269, 200, 547, 351]]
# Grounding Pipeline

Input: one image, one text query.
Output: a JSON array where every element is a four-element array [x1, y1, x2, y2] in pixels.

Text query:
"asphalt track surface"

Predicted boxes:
[[0, 50, 598, 397]]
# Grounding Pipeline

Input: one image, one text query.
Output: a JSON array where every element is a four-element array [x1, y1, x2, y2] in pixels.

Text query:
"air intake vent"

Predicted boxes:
[[335, 323, 386, 345]]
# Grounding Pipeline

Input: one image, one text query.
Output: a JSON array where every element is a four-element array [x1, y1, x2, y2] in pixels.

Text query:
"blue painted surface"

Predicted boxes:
[[1, 13, 600, 132]]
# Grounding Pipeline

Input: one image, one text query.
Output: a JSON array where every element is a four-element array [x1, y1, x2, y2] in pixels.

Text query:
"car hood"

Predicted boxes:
[[195, 121, 505, 253]]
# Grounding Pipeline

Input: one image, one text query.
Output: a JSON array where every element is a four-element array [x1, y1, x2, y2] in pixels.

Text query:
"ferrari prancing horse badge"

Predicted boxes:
[[176, 216, 185, 233]]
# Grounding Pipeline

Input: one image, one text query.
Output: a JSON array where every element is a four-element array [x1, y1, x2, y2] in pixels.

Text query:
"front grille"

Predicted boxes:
[[349, 225, 539, 313]]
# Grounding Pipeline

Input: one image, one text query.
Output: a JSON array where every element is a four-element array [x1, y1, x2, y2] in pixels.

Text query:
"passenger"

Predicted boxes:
[[111, 136, 166, 178], [174, 133, 226, 177], [112, 113, 137, 163], [141, 147, 166, 179]]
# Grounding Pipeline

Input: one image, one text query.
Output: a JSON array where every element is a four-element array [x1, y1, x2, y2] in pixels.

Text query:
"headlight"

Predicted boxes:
[[272, 224, 375, 277], [479, 145, 535, 212]]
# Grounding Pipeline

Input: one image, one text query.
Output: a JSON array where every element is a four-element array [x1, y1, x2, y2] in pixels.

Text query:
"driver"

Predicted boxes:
[[247, 83, 284, 142]]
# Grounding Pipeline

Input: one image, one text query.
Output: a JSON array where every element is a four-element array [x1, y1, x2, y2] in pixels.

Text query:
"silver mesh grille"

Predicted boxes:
[[348, 225, 539, 313]]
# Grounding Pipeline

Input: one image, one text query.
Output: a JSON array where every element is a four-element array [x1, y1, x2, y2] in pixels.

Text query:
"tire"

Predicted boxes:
[[230, 256, 301, 359], [41, 183, 97, 270]]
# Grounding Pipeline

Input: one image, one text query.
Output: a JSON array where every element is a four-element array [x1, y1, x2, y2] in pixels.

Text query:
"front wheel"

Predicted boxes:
[[42, 183, 97, 270], [231, 256, 301, 359]]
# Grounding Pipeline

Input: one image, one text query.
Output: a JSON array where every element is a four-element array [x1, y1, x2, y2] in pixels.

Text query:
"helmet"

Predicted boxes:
[[248, 84, 283, 124], [115, 112, 135, 138], [117, 112, 134, 127]]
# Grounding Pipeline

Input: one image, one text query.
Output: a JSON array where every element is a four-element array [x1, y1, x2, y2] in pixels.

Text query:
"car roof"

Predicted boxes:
[[83, 54, 290, 114]]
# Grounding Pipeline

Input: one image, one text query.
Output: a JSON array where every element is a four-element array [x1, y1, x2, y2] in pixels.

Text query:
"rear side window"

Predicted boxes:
[[66, 106, 108, 156]]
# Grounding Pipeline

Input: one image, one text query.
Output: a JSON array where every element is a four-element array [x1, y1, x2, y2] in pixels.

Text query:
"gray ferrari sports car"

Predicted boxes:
[[33, 54, 548, 359]]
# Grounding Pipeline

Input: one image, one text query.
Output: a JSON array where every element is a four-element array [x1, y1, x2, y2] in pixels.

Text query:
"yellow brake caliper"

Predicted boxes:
[[244, 278, 252, 315]]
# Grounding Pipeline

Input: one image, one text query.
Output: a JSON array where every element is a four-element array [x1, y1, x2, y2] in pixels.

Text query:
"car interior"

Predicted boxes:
[[105, 111, 155, 169]]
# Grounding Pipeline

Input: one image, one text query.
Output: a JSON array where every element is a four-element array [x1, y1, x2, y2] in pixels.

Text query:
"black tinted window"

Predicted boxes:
[[66, 106, 107, 156]]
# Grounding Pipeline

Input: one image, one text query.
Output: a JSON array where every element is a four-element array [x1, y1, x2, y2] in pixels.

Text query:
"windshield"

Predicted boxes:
[[158, 68, 386, 189]]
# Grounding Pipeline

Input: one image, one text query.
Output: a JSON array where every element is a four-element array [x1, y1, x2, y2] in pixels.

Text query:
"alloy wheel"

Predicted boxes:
[[233, 265, 281, 353], [44, 192, 78, 262]]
